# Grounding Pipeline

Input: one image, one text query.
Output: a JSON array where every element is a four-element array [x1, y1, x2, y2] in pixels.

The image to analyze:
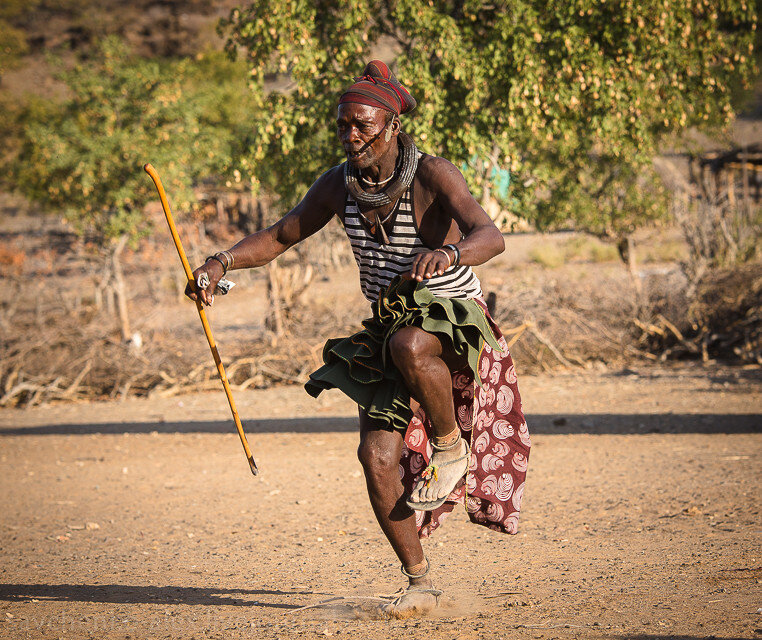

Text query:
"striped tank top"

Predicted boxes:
[[343, 183, 483, 303]]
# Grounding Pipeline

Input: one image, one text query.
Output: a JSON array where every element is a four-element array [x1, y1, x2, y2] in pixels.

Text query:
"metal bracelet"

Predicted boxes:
[[400, 558, 430, 579], [220, 250, 235, 271], [443, 243, 460, 267], [215, 251, 232, 271]]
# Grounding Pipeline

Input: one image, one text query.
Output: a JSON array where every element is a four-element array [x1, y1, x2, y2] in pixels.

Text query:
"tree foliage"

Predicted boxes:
[[222, 0, 757, 237], [13, 37, 256, 245], [0, 0, 38, 77]]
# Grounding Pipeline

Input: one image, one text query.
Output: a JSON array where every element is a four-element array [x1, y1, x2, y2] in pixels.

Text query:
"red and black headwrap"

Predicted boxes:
[[339, 60, 417, 116]]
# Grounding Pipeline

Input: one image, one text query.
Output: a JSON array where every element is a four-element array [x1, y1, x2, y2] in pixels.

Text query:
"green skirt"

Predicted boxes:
[[304, 277, 502, 432]]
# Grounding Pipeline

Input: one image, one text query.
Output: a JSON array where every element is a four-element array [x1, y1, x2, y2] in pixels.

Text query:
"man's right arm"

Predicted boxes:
[[187, 166, 343, 305]]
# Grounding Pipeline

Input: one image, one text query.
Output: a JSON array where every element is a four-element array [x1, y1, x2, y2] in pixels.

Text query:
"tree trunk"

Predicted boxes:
[[265, 260, 285, 341], [111, 235, 132, 343], [617, 234, 643, 298], [256, 199, 265, 232], [480, 143, 501, 208]]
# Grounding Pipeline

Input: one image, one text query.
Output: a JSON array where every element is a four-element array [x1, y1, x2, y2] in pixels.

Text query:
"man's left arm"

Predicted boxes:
[[408, 157, 505, 282]]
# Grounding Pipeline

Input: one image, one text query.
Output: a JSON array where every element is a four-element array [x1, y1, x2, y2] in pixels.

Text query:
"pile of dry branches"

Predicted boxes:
[[635, 263, 762, 364], [0, 296, 358, 408], [490, 272, 641, 372], [2, 208, 759, 407]]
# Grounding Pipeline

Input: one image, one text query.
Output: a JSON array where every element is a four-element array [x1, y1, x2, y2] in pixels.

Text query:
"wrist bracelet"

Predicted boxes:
[[433, 248, 452, 267], [216, 251, 231, 271], [205, 254, 227, 274], [220, 250, 235, 271], [443, 243, 460, 267], [442, 244, 460, 267]]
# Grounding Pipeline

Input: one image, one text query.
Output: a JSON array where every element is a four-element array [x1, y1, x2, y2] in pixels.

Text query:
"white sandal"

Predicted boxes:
[[406, 436, 470, 511]]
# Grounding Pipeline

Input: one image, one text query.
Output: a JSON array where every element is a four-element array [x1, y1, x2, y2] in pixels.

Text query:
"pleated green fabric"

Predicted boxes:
[[304, 277, 502, 432]]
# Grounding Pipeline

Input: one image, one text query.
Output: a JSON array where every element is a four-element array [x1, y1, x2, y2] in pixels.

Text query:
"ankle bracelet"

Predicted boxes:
[[431, 432, 462, 452], [401, 558, 430, 579]]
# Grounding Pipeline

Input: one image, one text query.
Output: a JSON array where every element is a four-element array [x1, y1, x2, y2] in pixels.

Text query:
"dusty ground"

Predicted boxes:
[[0, 364, 760, 640]]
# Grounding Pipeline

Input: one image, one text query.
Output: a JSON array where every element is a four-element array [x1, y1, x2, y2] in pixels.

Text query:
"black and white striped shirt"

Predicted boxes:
[[343, 184, 483, 303]]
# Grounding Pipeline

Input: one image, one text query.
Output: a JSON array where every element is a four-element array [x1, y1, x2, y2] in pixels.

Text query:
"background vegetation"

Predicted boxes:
[[2, 1, 758, 239], [0, 0, 759, 405]]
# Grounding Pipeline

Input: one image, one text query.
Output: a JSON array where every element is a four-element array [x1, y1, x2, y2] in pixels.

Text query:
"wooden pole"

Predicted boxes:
[[143, 163, 258, 476]]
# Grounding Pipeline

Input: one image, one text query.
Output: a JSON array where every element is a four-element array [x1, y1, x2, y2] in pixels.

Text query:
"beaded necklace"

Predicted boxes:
[[344, 132, 418, 207]]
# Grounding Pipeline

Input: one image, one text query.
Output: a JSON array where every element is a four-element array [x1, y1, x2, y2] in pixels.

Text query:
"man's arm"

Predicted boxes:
[[187, 167, 343, 305], [408, 156, 505, 282]]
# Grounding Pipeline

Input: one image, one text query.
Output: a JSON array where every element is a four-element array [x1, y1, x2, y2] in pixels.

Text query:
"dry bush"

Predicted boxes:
[[0, 269, 362, 407], [3, 261, 759, 407], [673, 170, 761, 296], [0, 308, 300, 407], [642, 159, 762, 364], [636, 263, 761, 364], [490, 270, 642, 372], [2, 209, 759, 407], [0, 207, 362, 407], [489, 259, 761, 372]]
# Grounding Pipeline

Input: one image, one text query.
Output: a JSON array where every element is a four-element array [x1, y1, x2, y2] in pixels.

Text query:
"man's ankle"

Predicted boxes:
[[401, 557, 432, 586], [432, 426, 461, 450], [408, 574, 433, 588]]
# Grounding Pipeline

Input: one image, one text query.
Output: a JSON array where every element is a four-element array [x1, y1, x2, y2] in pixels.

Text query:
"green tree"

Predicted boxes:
[[14, 37, 257, 340], [221, 0, 757, 241]]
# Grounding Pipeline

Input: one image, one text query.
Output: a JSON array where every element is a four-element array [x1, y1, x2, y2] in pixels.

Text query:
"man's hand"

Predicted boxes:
[[185, 259, 224, 306], [405, 249, 452, 282]]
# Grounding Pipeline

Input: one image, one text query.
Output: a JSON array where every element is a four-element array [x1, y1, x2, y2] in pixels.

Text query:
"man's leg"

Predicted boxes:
[[388, 325, 469, 505], [357, 412, 430, 584], [388, 326, 460, 438], [357, 412, 439, 615]]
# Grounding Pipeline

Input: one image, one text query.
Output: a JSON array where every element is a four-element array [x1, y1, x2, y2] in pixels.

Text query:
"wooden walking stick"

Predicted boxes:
[[143, 163, 258, 476]]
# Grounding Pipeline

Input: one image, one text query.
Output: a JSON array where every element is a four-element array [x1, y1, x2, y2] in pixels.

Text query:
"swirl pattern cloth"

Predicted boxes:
[[403, 323, 530, 537]]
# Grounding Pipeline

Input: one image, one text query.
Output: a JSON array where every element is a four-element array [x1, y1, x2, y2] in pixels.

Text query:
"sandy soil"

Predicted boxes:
[[0, 364, 760, 640]]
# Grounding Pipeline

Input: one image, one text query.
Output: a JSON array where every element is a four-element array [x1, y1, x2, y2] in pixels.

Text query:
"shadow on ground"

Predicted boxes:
[[619, 636, 752, 640], [0, 414, 759, 436], [0, 583, 323, 609]]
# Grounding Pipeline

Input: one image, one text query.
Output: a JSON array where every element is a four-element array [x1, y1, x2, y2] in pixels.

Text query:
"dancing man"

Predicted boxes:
[[188, 60, 530, 617]]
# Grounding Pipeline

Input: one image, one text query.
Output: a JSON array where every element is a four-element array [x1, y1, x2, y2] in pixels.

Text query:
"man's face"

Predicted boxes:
[[337, 103, 395, 169]]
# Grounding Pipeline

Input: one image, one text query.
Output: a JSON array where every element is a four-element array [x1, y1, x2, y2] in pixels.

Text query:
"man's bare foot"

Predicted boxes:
[[406, 438, 469, 509]]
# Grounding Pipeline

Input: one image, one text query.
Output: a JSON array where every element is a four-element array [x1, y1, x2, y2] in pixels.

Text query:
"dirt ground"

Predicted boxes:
[[0, 364, 760, 640]]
